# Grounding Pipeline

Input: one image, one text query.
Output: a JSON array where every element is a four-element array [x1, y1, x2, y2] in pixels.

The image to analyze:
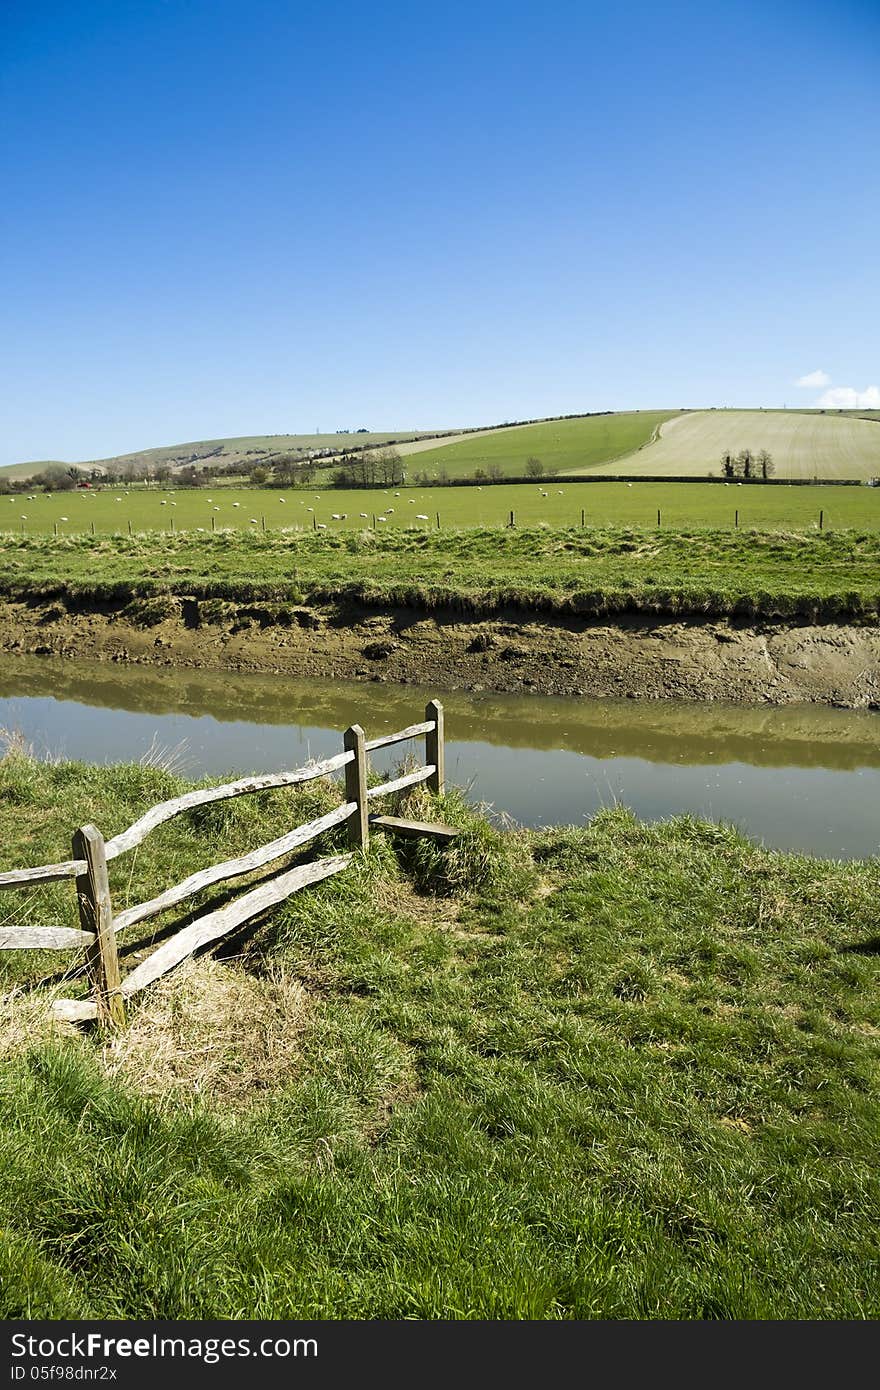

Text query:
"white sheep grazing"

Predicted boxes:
[[317, 523, 327, 529], [377, 516, 387, 522], [415, 514, 429, 520], [331, 513, 342, 520], [233, 502, 241, 507], [359, 512, 368, 518]]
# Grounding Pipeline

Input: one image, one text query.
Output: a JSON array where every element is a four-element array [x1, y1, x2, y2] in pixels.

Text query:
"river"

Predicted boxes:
[[0, 656, 877, 859]]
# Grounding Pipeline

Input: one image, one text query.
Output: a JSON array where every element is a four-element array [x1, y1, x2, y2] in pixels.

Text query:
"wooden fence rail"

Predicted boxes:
[[0, 700, 447, 1028]]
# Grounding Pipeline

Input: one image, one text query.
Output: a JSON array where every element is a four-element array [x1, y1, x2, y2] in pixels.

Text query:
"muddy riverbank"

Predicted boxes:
[[1, 594, 878, 707]]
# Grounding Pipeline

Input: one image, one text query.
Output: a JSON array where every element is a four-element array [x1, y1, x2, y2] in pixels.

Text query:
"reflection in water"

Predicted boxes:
[[0, 656, 878, 859]]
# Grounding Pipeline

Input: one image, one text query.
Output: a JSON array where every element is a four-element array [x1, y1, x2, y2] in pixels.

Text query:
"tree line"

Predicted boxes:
[[721, 449, 774, 480]]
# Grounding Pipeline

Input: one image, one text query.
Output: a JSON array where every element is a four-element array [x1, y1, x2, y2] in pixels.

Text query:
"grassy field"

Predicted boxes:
[[601, 410, 880, 481], [398, 411, 677, 480], [2, 527, 878, 624], [0, 753, 877, 1318], [3, 478, 878, 537]]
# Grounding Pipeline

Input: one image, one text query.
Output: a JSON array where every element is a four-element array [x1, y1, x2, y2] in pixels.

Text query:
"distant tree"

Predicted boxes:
[[525, 456, 544, 478], [249, 465, 269, 485], [487, 462, 504, 481], [720, 451, 736, 479], [735, 448, 753, 480], [35, 464, 76, 492], [757, 449, 774, 480]]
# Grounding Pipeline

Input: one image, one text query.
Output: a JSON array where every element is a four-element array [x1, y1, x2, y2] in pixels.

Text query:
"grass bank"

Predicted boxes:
[[1, 753, 878, 1318], [1, 527, 879, 623]]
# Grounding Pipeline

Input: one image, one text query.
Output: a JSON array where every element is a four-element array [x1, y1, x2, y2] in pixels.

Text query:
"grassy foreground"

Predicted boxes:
[[1, 527, 879, 623], [1, 753, 878, 1319]]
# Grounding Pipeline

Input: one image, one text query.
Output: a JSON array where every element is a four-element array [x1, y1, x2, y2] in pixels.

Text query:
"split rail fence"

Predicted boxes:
[[0, 700, 446, 1027]]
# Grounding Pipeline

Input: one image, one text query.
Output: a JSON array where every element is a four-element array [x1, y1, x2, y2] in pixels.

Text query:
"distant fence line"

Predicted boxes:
[[0, 701, 446, 1028]]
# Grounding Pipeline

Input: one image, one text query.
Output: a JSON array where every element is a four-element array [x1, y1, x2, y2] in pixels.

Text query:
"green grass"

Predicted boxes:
[[401, 411, 677, 479], [0, 754, 877, 1318], [1, 525, 879, 623], [2, 477, 878, 538]]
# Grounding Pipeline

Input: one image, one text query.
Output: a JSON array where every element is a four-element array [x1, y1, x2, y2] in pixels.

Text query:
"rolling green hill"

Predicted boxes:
[[400, 411, 678, 480]]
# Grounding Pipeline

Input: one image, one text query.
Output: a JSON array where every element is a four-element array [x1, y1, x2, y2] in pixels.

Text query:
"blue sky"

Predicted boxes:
[[2, 0, 878, 465]]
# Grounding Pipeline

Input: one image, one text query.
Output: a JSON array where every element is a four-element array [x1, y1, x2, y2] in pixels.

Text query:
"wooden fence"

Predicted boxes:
[[0, 699, 446, 1027]]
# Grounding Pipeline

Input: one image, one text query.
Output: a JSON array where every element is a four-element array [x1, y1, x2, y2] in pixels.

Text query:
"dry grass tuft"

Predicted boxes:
[[100, 957, 311, 1107], [0, 727, 34, 761], [0, 987, 61, 1054]]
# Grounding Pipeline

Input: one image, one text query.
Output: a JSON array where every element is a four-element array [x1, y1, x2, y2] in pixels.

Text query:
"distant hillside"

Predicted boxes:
[[2, 431, 452, 482], [589, 409, 880, 481], [8, 408, 875, 484]]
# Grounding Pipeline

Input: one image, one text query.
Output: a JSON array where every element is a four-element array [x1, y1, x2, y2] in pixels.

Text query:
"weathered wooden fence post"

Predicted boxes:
[[425, 699, 445, 795], [343, 724, 369, 848], [72, 824, 124, 1028]]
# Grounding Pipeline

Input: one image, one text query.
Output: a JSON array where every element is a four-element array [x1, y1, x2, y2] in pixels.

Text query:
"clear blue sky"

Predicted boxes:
[[2, 0, 878, 465]]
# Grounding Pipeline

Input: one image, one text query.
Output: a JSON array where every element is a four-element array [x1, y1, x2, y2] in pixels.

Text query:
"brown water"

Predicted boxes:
[[0, 655, 877, 858]]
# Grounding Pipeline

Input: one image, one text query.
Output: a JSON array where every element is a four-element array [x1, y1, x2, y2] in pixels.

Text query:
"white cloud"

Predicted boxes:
[[796, 369, 831, 388], [817, 385, 880, 409]]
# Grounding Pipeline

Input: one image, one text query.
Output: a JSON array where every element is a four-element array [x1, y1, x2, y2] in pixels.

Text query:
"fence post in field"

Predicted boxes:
[[657, 508, 661, 528], [343, 724, 369, 849], [819, 509, 824, 530], [425, 699, 445, 795], [581, 508, 585, 526], [72, 824, 124, 1028], [735, 509, 739, 528], [128, 520, 132, 536]]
